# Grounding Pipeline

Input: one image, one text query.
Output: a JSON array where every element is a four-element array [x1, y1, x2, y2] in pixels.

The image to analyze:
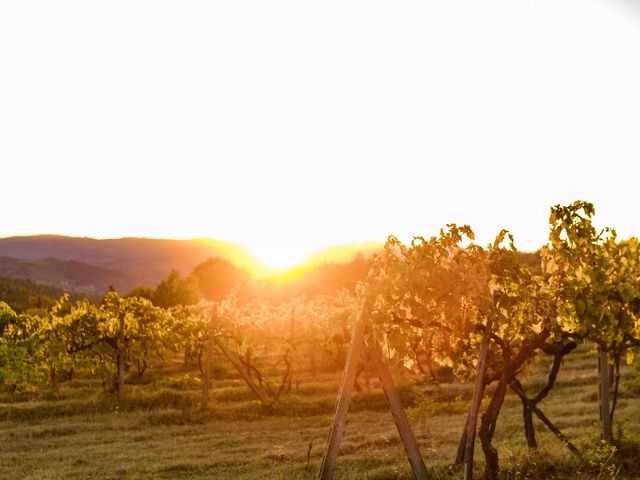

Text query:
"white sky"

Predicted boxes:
[[1, 1, 639, 270]]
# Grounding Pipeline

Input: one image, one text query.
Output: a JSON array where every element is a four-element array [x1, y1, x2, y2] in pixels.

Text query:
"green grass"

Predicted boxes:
[[1, 348, 639, 479]]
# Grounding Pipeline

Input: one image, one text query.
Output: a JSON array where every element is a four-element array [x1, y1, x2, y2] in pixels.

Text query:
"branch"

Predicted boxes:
[[509, 379, 581, 458], [532, 341, 577, 405], [391, 315, 453, 333], [489, 333, 510, 356]]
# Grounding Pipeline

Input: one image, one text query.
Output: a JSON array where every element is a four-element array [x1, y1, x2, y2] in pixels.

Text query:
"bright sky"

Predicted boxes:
[[1, 1, 639, 270]]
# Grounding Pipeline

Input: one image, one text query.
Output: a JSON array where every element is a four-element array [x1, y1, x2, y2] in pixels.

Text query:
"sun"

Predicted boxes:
[[244, 242, 317, 276]]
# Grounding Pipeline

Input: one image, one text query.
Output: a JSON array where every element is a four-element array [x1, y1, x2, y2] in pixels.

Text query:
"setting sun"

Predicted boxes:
[[244, 245, 310, 275], [239, 239, 383, 277]]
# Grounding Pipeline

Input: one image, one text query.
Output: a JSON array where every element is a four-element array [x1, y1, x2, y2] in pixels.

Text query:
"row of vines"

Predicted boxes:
[[354, 201, 640, 479], [0, 289, 356, 401]]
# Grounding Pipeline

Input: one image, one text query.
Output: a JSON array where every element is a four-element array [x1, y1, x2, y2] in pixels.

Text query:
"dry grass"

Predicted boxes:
[[1, 347, 639, 479]]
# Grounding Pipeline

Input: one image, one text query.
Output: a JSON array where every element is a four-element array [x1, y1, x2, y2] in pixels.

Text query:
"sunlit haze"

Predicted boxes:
[[2, 1, 639, 271]]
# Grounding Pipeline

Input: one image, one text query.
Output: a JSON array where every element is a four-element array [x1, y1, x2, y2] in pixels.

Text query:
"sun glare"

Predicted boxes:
[[240, 240, 382, 279], [244, 243, 318, 276]]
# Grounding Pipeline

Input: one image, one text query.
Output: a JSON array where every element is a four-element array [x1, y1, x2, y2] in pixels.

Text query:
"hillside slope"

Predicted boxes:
[[0, 235, 381, 297], [0, 257, 134, 297], [0, 235, 268, 291]]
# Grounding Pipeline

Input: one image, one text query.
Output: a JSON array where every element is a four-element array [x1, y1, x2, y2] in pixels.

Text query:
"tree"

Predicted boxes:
[[36, 295, 77, 391], [545, 201, 640, 442], [67, 290, 169, 397], [191, 257, 248, 302], [125, 285, 155, 302], [0, 302, 45, 390], [153, 269, 202, 308]]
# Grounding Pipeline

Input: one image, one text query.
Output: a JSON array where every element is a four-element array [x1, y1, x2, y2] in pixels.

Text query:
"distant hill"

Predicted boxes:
[[0, 257, 134, 297], [0, 276, 66, 312], [0, 235, 263, 278], [0, 235, 266, 294], [0, 235, 381, 297]]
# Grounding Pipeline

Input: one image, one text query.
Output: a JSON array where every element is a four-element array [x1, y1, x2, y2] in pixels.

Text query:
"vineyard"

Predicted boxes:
[[1, 201, 640, 479]]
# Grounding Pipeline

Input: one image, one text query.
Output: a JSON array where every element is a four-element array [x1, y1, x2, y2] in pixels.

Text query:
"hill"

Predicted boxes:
[[0, 257, 134, 297], [0, 235, 263, 279], [0, 235, 381, 297]]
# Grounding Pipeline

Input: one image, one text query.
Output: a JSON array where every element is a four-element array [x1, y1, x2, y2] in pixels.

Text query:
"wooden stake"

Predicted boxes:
[[117, 314, 126, 399], [318, 306, 367, 480], [202, 312, 216, 404], [369, 343, 430, 480], [598, 349, 612, 442], [214, 336, 270, 405], [454, 412, 470, 468], [464, 319, 492, 480]]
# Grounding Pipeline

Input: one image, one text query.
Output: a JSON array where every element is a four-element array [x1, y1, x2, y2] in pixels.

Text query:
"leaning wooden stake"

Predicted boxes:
[[318, 306, 367, 480], [202, 311, 216, 404], [598, 349, 612, 442], [454, 413, 470, 467], [464, 319, 492, 480], [369, 343, 430, 480], [117, 314, 126, 399], [213, 336, 270, 405], [319, 305, 429, 480]]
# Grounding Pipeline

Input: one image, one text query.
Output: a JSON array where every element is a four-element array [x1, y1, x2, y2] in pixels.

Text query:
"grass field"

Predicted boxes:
[[1, 348, 639, 479]]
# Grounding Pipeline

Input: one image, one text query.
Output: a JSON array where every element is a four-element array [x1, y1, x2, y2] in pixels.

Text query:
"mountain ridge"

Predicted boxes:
[[0, 235, 381, 296]]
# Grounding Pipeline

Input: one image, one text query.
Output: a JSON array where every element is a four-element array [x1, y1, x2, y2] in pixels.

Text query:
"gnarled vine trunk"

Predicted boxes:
[[479, 371, 509, 480], [478, 330, 550, 480], [463, 319, 492, 480]]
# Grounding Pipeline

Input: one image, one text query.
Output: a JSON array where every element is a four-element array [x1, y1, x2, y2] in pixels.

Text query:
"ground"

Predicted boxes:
[[1, 348, 638, 479]]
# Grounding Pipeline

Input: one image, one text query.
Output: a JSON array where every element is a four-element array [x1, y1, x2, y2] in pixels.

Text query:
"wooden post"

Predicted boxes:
[[289, 307, 297, 394], [310, 345, 318, 378], [50, 365, 57, 392], [464, 319, 492, 480], [318, 306, 367, 480], [202, 313, 216, 404], [117, 314, 126, 399], [213, 336, 270, 405], [369, 343, 430, 480], [454, 413, 470, 467], [598, 349, 612, 442]]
